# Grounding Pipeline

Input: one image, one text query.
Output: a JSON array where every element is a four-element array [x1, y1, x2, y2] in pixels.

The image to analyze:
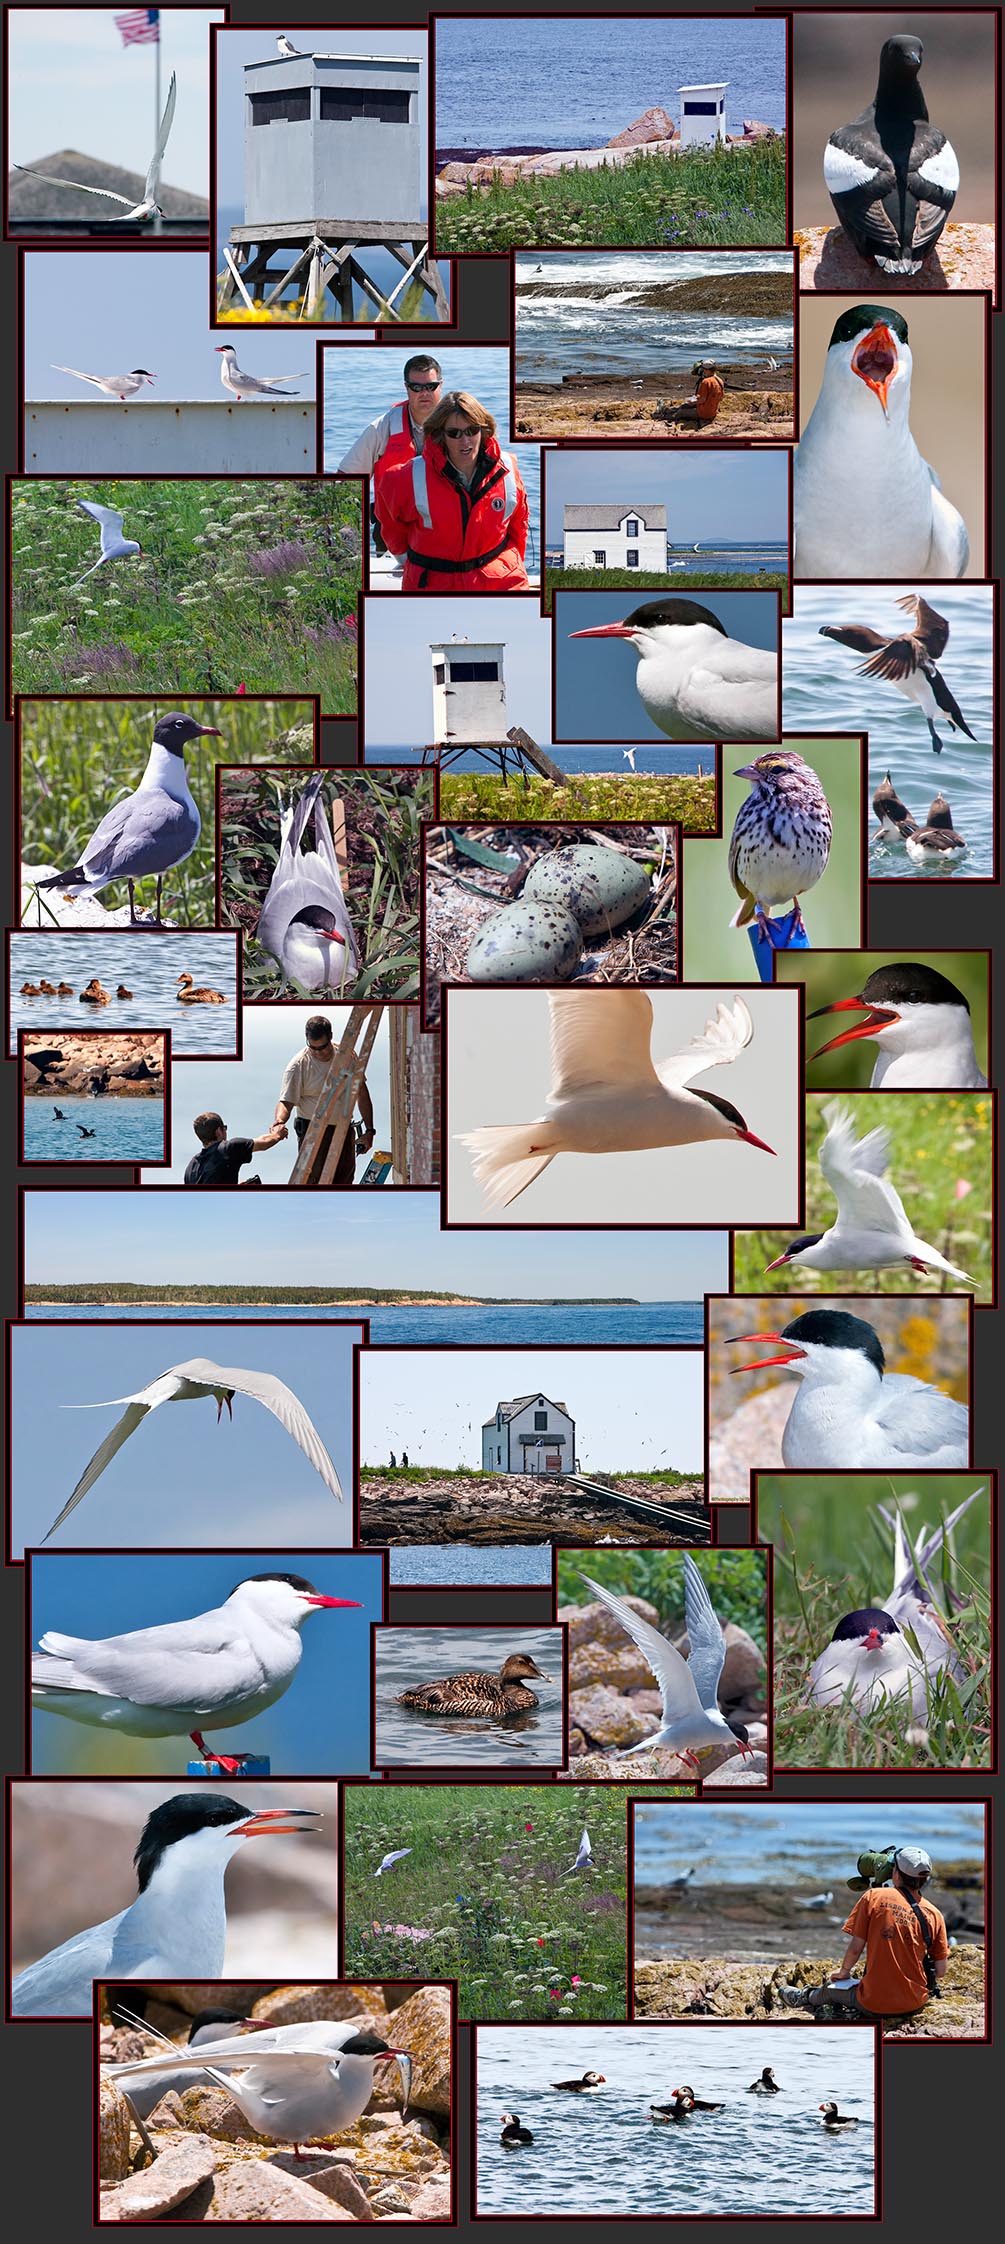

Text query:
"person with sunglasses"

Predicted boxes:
[[336, 357, 443, 553], [272, 1015, 374, 1186], [375, 390, 530, 590]]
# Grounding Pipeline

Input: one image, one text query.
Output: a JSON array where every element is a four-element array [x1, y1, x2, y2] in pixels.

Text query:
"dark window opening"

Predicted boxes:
[[320, 88, 411, 124], [448, 660, 498, 682], [533, 1409, 548, 1429], [627, 550, 639, 567], [250, 90, 311, 125], [593, 549, 606, 566], [684, 100, 720, 115], [433, 662, 446, 685], [625, 518, 640, 536]]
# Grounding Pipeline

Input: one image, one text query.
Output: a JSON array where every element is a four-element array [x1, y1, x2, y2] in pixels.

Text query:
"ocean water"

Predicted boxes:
[[515, 252, 793, 380], [633, 1799, 986, 1886], [23, 1302, 704, 1344], [9, 932, 238, 1057], [476, 2025, 875, 2218], [24, 1096, 164, 1164], [783, 585, 995, 882], [549, 540, 787, 575], [389, 1544, 554, 1587], [375, 1625, 563, 1768], [366, 741, 712, 775], [435, 16, 787, 148]]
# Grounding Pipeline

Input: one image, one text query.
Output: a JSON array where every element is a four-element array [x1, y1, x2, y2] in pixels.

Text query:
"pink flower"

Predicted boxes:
[[571, 1976, 582, 1986], [550, 1988, 561, 2000], [525, 1823, 534, 1832]]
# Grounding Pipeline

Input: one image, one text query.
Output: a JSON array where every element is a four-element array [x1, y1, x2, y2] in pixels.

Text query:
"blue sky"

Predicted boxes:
[[29, 1547, 380, 1776], [144, 1006, 392, 1185], [555, 589, 779, 740], [360, 1347, 704, 1473], [544, 449, 788, 546], [24, 252, 317, 399], [364, 594, 551, 746], [23, 1189, 726, 1303], [9, 8, 223, 197], [214, 25, 428, 214], [11, 1321, 360, 1557]]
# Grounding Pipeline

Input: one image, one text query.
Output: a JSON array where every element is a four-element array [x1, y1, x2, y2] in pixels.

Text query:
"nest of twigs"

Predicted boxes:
[[423, 822, 677, 1026]]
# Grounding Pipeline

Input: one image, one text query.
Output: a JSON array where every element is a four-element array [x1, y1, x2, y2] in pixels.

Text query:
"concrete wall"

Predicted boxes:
[[245, 55, 421, 228], [23, 401, 317, 473]]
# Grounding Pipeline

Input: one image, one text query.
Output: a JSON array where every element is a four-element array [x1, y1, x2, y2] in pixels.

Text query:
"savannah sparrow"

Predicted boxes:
[[728, 750, 833, 935]]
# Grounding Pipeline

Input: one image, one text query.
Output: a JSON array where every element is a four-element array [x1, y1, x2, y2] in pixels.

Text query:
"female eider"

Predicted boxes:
[[396, 1652, 548, 1717], [177, 972, 226, 1004]]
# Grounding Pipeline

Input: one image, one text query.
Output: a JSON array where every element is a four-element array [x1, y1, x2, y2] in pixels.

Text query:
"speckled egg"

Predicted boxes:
[[465, 900, 584, 983], [521, 844, 652, 937]]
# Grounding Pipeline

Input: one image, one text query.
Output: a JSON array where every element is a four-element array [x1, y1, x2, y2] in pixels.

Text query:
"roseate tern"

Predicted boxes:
[[904, 792, 967, 867], [32, 712, 218, 925], [500, 2113, 534, 2145], [794, 305, 969, 578], [551, 2071, 606, 2091], [819, 595, 975, 754], [764, 1103, 975, 1282], [824, 35, 958, 275], [569, 598, 777, 741], [52, 365, 155, 402], [107, 2015, 412, 2157], [748, 2068, 780, 2094], [727, 1308, 970, 1468], [375, 1847, 413, 1877], [11, 1792, 319, 2015], [66, 497, 142, 589], [31, 1571, 361, 1768], [215, 345, 308, 402], [578, 1560, 754, 1772], [564, 1827, 593, 1873], [256, 771, 359, 995], [795, 1892, 835, 1909], [728, 750, 832, 937], [806, 1485, 983, 1718], [40, 1357, 344, 1544], [808, 963, 987, 1088], [458, 990, 775, 1210], [15, 71, 177, 224]]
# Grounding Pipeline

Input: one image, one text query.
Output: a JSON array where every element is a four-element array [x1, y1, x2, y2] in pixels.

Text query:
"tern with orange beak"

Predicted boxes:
[[809, 964, 987, 1088], [256, 770, 359, 995], [794, 306, 969, 578], [11, 1793, 320, 2014], [568, 597, 777, 741], [807, 1486, 982, 1717], [458, 990, 775, 1210], [764, 1103, 974, 1283], [728, 1308, 969, 1468]]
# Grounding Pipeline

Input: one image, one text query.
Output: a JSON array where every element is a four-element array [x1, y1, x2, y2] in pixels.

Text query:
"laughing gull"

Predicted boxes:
[[256, 770, 359, 995], [33, 711, 220, 925], [15, 71, 177, 224]]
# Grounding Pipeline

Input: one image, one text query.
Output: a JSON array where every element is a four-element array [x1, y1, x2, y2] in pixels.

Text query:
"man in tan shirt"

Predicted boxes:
[[273, 1016, 374, 1184]]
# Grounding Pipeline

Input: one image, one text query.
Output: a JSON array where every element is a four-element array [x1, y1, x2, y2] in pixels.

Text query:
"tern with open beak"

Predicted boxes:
[[809, 964, 987, 1088], [764, 1103, 975, 1283], [569, 598, 777, 741], [31, 1571, 362, 1769], [806, 1486, 983, 1717], [578, 1559, 754, 1771], [11, 1793, 320, 2014], [32, 711, 219, 926], [40, 1358, 344, 1544], [727, 1308, 970, 1468], [458, 990, 775, 1210], [794, 305, 969, 578], [255, 771, 359, 995], [15, 70, 177, 223]]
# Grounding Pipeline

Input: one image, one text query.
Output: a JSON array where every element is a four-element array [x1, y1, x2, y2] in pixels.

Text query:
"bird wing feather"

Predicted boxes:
[[13, 163, 136, 207], [547, 991, 660, 1096], [681, 1553, 726, 1710], [41, 1400, 153, 1541], [676, 668, 776, 737], [872, 1374, 969, 1450], [655, 996, 753, 1090], [33, 1608, 266, 1711], [817, 1105, 910, 1234], [145, 69, 177, 196], [578, 1572, 703, 1722], [168, 1359, 344, 1499]]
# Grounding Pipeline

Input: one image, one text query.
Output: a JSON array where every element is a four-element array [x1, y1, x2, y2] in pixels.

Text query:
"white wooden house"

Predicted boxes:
[[482, 1393, 576, 1475], [430, 639, 508, 742], [678, 83, 728, 147], [563, 504, 667, 573]]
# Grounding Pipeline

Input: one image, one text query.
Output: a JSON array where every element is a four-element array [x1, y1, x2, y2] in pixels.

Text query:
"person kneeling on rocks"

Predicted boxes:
[[786, 1847, 948, 2023], [660, 362, 725, 427]]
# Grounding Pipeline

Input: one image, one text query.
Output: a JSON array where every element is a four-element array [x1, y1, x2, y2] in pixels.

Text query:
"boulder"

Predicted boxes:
[[101, 2135, 216, 2220], [378, 1984, 451, 2117], [99, 2076, 133, 2181], [253, 1984, 387, 2028], [569, 1642, 653, 1691], [302, 2160, 375, 2218], [205, 2163, 356, 2220], [569, 1683, 653, 1747], [607, 108, 676, 147]]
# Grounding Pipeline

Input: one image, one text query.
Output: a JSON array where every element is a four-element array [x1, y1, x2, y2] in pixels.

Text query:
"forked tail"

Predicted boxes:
[[458, 1123, 558, 1208]]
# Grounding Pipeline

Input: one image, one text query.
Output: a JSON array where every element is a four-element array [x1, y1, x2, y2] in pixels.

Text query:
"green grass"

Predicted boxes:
[[436, 136, 786, 252], [221, 766, 431, 1000], [344, 1785, 629, 2019], [19, 697, 313, 927], [557, 1547, 767, 1648], [440, 770, 716, 833], [757, 1474, 991, 1770], [544, 567, 787, 612], [733, 1092, 993, 1302], [10, 480, 360, 707]]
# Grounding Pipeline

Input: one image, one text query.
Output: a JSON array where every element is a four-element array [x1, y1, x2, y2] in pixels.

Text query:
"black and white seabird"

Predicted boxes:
[[727, 1308, 970, 1469], [820, 2103, 860, 2130], [821, 594, 976, 753], [872, 770, 917, 835], [904, 791, 967, 867], [568, 599, 778, 742], [764, 1102, 974, 1282], [807, 1484, 983, 1717], [795, 306, 969, 579], [808, 962, 987, 1087], [33, 713, 219, 925], [824, 34, 958, 276]]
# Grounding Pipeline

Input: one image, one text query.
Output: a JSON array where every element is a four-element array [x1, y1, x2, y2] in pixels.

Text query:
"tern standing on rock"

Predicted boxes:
[[808, 963, 987, 1088], [32, 711, 219, 926], [728, 1308, 970, 1468], [569, 598, 778, 741], [106, 2018, 411, 2160], [764, 1103, 975, 1283], [824, 35, 958, 276], [794, 305, 969, 579]]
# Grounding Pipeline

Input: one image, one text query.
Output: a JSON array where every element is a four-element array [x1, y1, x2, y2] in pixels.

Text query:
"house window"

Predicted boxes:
[[250, 90, 311, 124], [593, 549, 606, 566], [625, 518, 640, 536], [496, 1444, 502, 1464], [433, 662, 446, 685], [533, 1409, 548, 1429], [448, 660, 499, 682], [320, 89, 411, 124], [627, 549, 639, 567]]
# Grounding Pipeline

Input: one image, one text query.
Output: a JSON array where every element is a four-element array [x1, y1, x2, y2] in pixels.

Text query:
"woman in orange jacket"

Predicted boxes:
[[375, 391, 531, 590]]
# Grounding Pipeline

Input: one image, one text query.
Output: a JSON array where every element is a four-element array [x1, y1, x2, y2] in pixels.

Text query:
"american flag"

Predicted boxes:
[[114, 8, 160, 45]]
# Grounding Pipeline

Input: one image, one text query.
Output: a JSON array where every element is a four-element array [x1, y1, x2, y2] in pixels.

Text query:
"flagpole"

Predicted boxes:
[[152, 15, 162, 235]]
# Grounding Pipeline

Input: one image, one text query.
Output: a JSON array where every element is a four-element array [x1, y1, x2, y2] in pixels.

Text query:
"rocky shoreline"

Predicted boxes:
[[632, 1945, 985, 2041], [359, 1470, 708, 1548], [23, 1031, 164, 1097]]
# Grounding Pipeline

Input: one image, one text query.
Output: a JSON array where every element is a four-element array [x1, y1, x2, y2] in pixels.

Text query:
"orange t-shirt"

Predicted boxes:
[[844, 1887, 948, 2015], [696, 376, 725, 422]]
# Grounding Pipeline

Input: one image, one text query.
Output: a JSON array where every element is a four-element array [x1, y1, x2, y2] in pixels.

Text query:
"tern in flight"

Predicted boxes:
[[67, 497, 142, 589], [765, 1103, 975, 1283], [40, 1358, 345, 1543], [15, 71, 177, 224]]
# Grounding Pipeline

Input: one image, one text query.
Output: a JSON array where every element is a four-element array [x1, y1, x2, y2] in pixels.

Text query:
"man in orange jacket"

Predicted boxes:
[[662, 362, 726, 427], [376, 390, 530, 590]]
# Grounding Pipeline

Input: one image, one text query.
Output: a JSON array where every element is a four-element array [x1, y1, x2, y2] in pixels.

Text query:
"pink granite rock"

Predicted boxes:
[[797, 222, 996, 294], [607, 108, 677, 147]]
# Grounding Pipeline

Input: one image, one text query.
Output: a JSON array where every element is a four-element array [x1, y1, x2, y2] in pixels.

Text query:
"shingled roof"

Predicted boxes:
[[483, 1393, 570, 1426], [8, 151, 208, 221], [563, 504, 667, 530]]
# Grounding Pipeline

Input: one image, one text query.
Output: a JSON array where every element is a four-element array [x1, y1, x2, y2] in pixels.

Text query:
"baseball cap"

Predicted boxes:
[[895, 1846, 932, 1877]]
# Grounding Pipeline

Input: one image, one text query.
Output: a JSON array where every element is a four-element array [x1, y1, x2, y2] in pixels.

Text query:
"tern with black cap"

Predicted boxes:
[[105, 2012, 411, 2159], [569, 598, 777, 741], [764, 1103, 974, 1283], [577, 1559, 756, 1772], [807, 1485, 983, 1716], [727, 1308, 969, 1467], [808, 963, 986, 1087]]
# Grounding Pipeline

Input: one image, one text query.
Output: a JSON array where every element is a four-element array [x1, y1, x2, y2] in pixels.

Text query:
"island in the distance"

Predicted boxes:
[[24, 1283, 641, 1306]]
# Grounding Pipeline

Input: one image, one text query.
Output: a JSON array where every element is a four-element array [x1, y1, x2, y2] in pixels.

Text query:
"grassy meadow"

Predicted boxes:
[[10, 480, 360, 707], [435, 136, 787, 252], [757, 1473, 991, 1770], [439, 770, 716, 832], [221, 766, 431, 1000], [734, 1093, 994, 1302], [543, 566, 788, 611], [343, 1784, 630, 2020], [20, 698, 313, 928]]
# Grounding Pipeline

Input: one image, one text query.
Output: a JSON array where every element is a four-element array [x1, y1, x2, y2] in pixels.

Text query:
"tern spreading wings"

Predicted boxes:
[[15, 72, 177, 223], [42, 1359, 344, 1542], [580, 1559, 754, 1769], [255, 771, 359, 995]]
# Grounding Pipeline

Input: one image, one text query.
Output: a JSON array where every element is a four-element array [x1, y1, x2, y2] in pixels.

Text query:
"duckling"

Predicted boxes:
[[819, 2102, 859, 2130], [116, 984, 133, 1000], [500, 2114, 534, 2147], [552, 2072, 606, 2093], [176, 972, 226, 1004], [396, 1652, 549, 1717], [20, 983, 42, 997], [38, 980, 57, 995], [79, 979, 111, 1005], [57, 982, 74, 995]]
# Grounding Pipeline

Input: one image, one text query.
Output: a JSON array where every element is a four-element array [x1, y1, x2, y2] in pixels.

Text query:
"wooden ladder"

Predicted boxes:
[[288, 1005, 383, 1186]]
